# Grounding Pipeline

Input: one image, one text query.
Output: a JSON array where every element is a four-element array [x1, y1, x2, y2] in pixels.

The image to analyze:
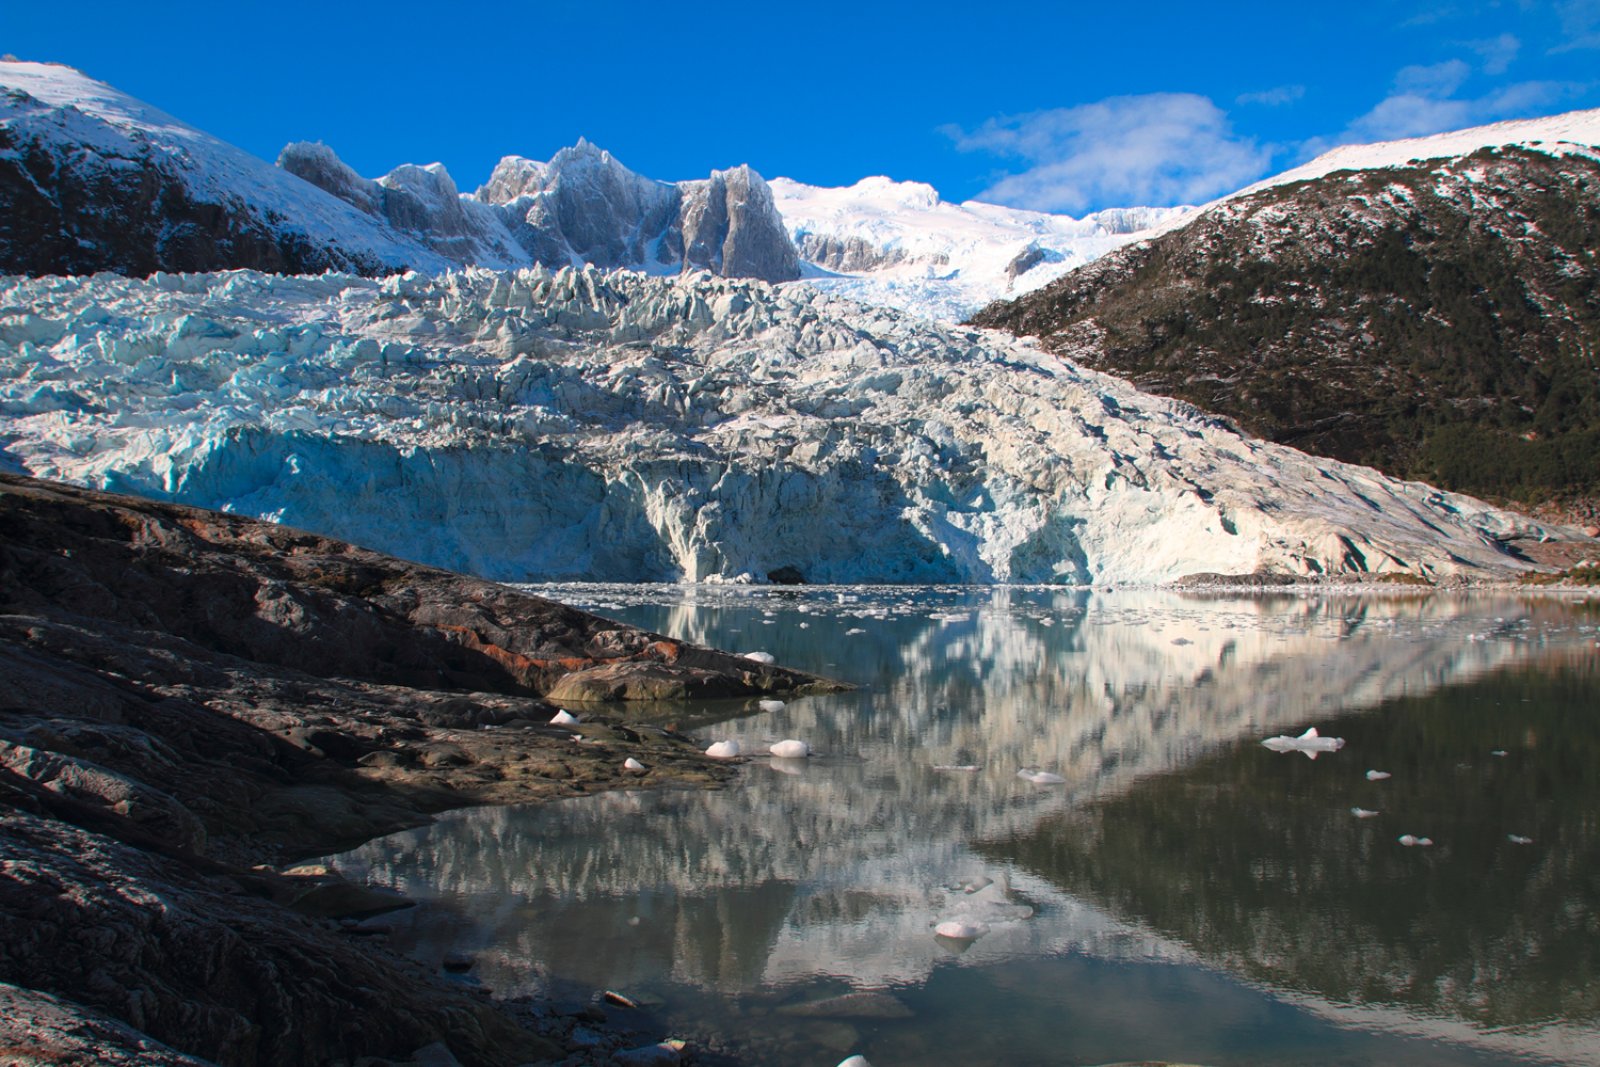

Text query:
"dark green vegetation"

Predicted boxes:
[[981, 655, 1600, 1029], [972, 146, 1600, 512]]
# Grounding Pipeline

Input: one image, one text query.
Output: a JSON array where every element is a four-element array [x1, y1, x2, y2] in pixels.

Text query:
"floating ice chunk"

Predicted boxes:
[[958, 875, 994, 894], [837, 1057, 873, 1067], [742, 651, 776, 664], [934, 920, 988, 941], [623, 757, 646, 773], [1366, 769, 1392, 780], [1398, 834, 1434, 847], [1491, 749, 1508, 757], [769, 739, 810, 759], [758, 699, 786, 713], [846, 627, 866, 635], [1351, 807, 1381, 818], [1261, 726, 1345, 759], [933, 764, 980, 772], [1508, 834, 1534, 845], [704, 740, 741, 759], [614, 1039, 687, 1066], [1017, 769, 1066, 784], [549, 710, 579, 726]]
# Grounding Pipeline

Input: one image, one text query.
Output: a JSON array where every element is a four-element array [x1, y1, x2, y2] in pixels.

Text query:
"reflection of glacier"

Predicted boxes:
[[332, 589, 1592, 1015]]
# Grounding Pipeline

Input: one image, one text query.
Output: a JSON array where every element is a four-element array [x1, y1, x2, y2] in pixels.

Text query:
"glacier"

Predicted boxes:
[[0, 266, 1556, 584], [770, 175, 1193, 321]]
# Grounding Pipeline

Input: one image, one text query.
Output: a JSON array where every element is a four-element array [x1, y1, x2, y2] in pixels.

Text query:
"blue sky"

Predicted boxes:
[[5, 1, 1599, 214]]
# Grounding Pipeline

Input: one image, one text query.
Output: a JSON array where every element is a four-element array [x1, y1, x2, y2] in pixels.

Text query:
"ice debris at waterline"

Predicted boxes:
[[1261, 726, 1345, 758], [1351, 807, 1381, 819], [742, 652, 777, 665], [757, 698, 785, 712], [769, 739, 810, 758], [1367, 770, 1393, 781], [0, 268, 1567, 584], [1398, 834, 1435, 847], [934, 920, 988, 941], [1017, 768, 1067, 784], [623, 757, 646, 773], [705, 740, 741, 759], [549, 710, 579, 726]]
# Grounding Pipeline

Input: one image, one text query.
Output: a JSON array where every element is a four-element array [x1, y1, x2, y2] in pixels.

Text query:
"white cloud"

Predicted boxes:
[[1394, 59, 1472, 97], [1236, 85, 1306, 107], [1466, 32, 1521, 74], [1334, 51, 1589, 146], [945, 93, 1273, 214]]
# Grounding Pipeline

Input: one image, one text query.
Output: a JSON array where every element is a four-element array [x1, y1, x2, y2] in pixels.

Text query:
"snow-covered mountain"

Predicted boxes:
[[0, 60, 452, 276], [284, 138, 802, 282], [0, 266, 1558, 584], [770, 176, 1192, 321], [972, 108, 1600, 512], [0, 60, 800, 283]]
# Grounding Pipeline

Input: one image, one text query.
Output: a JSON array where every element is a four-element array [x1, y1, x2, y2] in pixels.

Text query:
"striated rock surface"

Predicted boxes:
[[0, 267, 1567, 584], [0, 473, 837, 1065]]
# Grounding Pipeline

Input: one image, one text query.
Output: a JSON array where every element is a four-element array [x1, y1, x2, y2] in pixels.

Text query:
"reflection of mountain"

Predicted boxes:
[[332, 591, 1591, 1010], [980, 660, 1600, 1055]]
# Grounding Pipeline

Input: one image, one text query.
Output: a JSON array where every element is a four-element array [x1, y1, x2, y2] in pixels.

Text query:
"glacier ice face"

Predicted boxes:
[[0, 266, 1553, 584]]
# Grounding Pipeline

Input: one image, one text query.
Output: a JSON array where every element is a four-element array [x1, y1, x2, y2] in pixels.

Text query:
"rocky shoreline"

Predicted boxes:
[[0, 474, 844, 1066]]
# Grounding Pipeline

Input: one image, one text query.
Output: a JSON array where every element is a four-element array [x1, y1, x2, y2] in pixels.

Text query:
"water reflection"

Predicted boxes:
[[331, 589, 1600, 1066]]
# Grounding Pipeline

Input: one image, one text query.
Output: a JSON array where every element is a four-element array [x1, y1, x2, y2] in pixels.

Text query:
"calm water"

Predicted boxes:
[[329, 587, 1600, 1066]]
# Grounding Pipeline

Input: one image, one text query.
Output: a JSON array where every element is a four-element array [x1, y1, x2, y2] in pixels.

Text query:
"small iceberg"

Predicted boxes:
[[549, 710, 579, 726], [1508, 834, 1534, 845], [1017, 769, 1066, 784], [1366, 769, 1392, 781], [837, 1057, 873, 1067], [758, 698, 786, 713], [623, 757, 646, 773], [1261, 727, 1345, 759], [769, 739, 810, 759], [742, 651, 776, 664], [1398, 834, 1434, 847], [1351, 807, 1381, 818], [704, 740, 742, 759], [934, 920, 988, 941]]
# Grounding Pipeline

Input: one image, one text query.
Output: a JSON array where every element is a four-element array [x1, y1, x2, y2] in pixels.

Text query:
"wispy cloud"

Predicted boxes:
[[1553, 0, 1600, 50], [1331, 48, 1590, 145], [1236, 85, 1306, 108], [944, 93, 1273, 214], [1465, 32, 1521, 74]]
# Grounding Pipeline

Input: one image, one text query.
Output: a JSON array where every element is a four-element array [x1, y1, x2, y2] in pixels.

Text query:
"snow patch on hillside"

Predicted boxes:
[[0, 267, 1555, 584]]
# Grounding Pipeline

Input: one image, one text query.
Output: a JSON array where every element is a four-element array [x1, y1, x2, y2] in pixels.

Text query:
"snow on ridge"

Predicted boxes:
[[0, 266, 1555, 585], [0, 60, 450, 272], [1227, 108, 1600, 204]]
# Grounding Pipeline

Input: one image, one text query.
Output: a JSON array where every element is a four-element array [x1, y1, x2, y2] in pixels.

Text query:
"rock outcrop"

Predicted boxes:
[[0, 473, 840, 1065]]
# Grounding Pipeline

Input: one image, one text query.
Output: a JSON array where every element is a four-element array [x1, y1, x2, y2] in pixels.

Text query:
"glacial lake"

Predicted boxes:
[[329, 587, 1600, 1067]]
